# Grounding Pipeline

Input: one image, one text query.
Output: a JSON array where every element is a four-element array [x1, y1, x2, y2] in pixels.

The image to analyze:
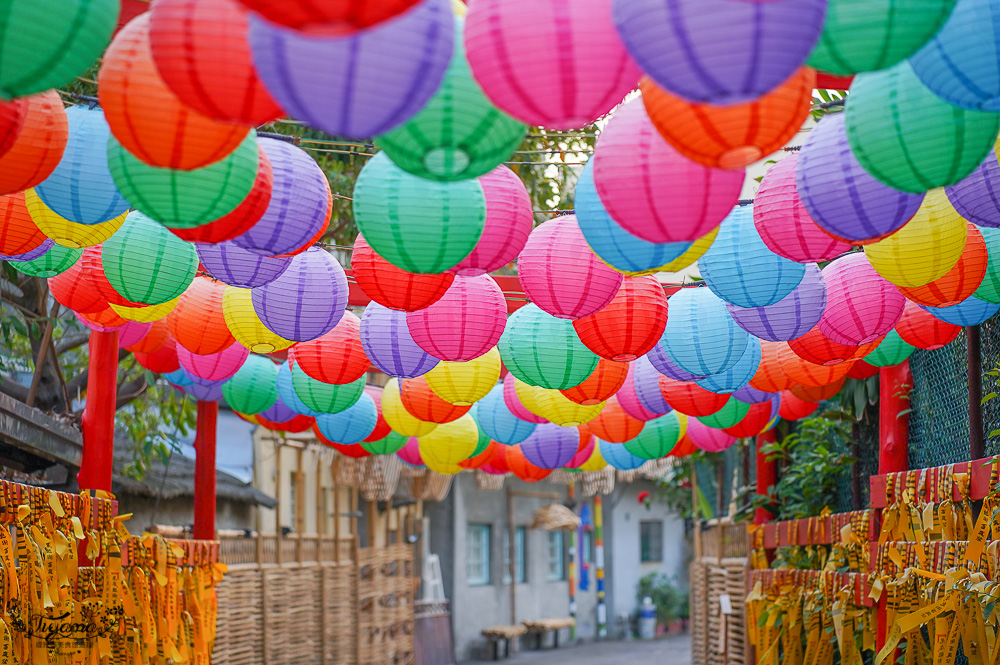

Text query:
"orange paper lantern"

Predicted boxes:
[[588, 396, 645, 443], [504, 445, 552, 483], [670, 435, 697, 458], [0, 191, 47, 257], [898, 223, 987, 308], [895, 300, 961, 351], [749, 341, 798, 392], [789, 378, 846, 403], [124, 318, 170, 354], [0, 91, 68, 195], [657, 376, 729, 417], [778, 344, 855, 388], [77, 304, 129, 330], [167, 276, 235, 355], [399, 377, 472, 424], [559, 358, 629, 406], [788, 326, 880, 367], [778, 391, 818, 421], [459, 440, 501, 470]]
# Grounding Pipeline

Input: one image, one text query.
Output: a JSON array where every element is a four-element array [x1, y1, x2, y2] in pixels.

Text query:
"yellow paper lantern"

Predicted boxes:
[[25, 188, 127, 249], [425, 347, 501, 406], [422, 457, 464, 475], [675, 412, 689, 440], [418, 414, 480, 467], [382, 378, 438, 437], [221, 286, 295, 353], [109, 296, 179, 322], [864, 189, 967, 288], [577, 443, 607, 472], [514, 378, 604, 426]]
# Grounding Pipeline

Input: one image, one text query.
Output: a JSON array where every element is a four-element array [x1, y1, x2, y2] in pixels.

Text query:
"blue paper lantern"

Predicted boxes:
[[475, 385, 537, 445], [276, 362, 321, 417], [646, 344, 706, 381], [599, 439, 646, 471], [315, 392, 378, 445], [725, 263, 827, 341], [661, 287, 751, 376], [696, 337, 762, 394], [35, 106, 128, 225], [923, 297, 1000, 326], [699, 205, 806, 308]]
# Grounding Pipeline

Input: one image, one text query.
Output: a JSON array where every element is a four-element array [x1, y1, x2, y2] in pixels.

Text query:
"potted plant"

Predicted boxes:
[[636, 573, 684, 636]]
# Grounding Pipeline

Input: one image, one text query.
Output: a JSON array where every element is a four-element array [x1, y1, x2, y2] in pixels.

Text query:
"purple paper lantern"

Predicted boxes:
[[1, 238, 53, 261], [248, 0, 453, 139], [946, 150, 1000, 228], [233, 138, 330, 257], [520, 423, 580, 470], [196, 241, 290, 288], [177, 342, 249, 382], [732, 384, 775, 405], [726, 263, 826, 342], [797, 112, 924, 243], [616, 363, 662, 422], [360, 301, 439, 378], [259, 394, 298, 423], [185, 380, 225, 402], [613, 0, 827, 105], [646, 344, 706, 381], [633, 355, 672, 415], [251, 247, 349, 342]]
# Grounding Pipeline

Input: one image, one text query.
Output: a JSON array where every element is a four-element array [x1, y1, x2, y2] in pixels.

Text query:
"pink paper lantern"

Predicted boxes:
[[177, 342, 249, 382], [518, 215, 624, 319], [396, 437, 424, 466], [819, 253, 906, 346], [450, 165, 532, 276], [616, 363, 661, 422], [564, 434, 596, 470], [754, 154, 852, 263], [75, 311, 125, 333], [117, 320, 152, 348], [464, 0, 641, 130], [687, 418, 736, 453], [502, 378, 547, 424], [592, 98, 744, 244], [407, 274, 507, 361]]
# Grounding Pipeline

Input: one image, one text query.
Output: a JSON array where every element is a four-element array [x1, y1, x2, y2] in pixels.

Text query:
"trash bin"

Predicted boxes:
[[638, 596, 656, 640]]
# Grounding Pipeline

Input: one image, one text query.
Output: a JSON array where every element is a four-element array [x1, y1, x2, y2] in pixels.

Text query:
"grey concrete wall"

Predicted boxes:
[[118, 494, 254, 534]]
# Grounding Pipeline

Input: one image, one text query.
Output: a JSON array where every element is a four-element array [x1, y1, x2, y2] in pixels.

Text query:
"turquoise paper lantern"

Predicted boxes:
[[660, 287, 752, 376], [475, 384, 537, 445], [222, 354, 278, 415], [863, 330, 915, 367], [290, 366, 366, 414], [599, 440, 646, 470], [101, 211, 198, 305], [622, 412, 682, 460], [315, 392, 378, 444], [497, 304, 600, 390]]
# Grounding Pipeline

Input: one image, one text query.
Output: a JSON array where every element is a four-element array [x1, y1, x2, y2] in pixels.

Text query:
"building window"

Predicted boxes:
[[466, 524, 491, 586], [640, 521, 664, 563], [502, 527, 526, 584], [546, 531, 565, 581]]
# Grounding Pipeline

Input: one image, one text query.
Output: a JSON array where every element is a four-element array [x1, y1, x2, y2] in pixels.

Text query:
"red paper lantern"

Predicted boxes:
[[898, 223, 987, 308], [399, 377, 471, 424], [749, 341, 798, 392], [77, 305, 129, 330], [895, 300, 962, 351], [670, 435, 697, 458], [0, 99, 26, 160], [788, 326, 880, 366], [363, 388, 393, 443], [288, 312, 370, 385], [257, 413, 315, 433], [847, 360, 880, 380], [0, 191, 46, 257], [459, 441, 501, 471], [778, 391, 818, 421], [167, 276, 235, 355], [789, 378, 846, 403], [79, 246, 145, 308], [237, 0, 421, 33], [559, 358, 629, 406], [48, 254, 108, 314], [572, 276, 668, 361], [134, 335, 181, 373], [504, 445, 552, 483], [316, 430, 372, 458], [658, 376, 728, 417], [778, 344, 855, 388], [124, 318, 170, 354], [352, 234, 454, 311], [722, 401, 776, 438], [587, 396, 645, 443], [0, 91, 68, 196]]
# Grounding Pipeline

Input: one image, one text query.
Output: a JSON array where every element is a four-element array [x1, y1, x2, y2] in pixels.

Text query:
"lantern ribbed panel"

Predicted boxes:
[[186, 380, 225, 402], [846, 61, 1000, 193], [520, 423, 581, 469], [589, 397, 644, 443], [149, 0, 282, 125], [102, 212, 198, 305], [168, 276, 234, 355], [424, 347, 501, 406], [0, 99, 25, 159], [658, 376, 728, 417], [197, 241, 289, 288], [382, 378, 438, 437], [221, 354, 278, 415], [530, 386, 605, 427], [362, 387, 392, 443], [792, 377, 845, 403], [687, 419, 736, 453], [641, 68, 814, 171], [976, 227, 1000, 303], [290, 366, 365, 415], [25, 190, 125, 249], [0, 92, 67, 196], [726, 264, 826, 342], [109, 298, 179, 323], [251, 247, 348, 342], [315, 393, 378, 445], [10, 244, 81, 278], [0, 191, 47, 257], [797, 112, 923, 244], [99, 15, 250, 170], [0, 0, 119, 98], [778, 391, 818, 421], [248, 0, 453, 139], [396, 438, 425, 466], [778, 344, 855, 387], [47, 255, 107, 314], [864, 330, 916, 367], [376, 18, 526, 181], [35, 107, 128, 226], [117, 321, 152, 349], [632, 356, 672, 415], [647, 344, 706, 381], [81, 245, 145, 308], [465, 0, 640, 130], [351, 234, 455, 311], [622, 412, 682, 460], [360, 302, 439, 379], [700, 205, 807, 308], [660, 287, 751, 376], [506, 446, 553, 482], [238, 0, 420, 31], [696, 398, 749, 430], [616, 364, 661, 423], [124, 319, 169, 354], [896, 301, 961, 350], [502, 378, 547, 424], [788, 326, 879, 366], [572, 276, 668, 361], [418, 414, 480, 466], [820, 253, 906, 346], [946, 148, 1000, 228], [749, 341, 798, 392], [565, 434, 597, 470], [451, 166, 532, 275], [599, 440, 647, 471], [221, 286, 295, 353], [1, 238, 53, 262], [754, 155, 852, 263], [134, 336, 181, 374], [898, 223, 986, 307], [399, 377, 471, 424], [696, 337, 761, 394], [276, 362, 321, 417], [353, 152, 485, 273], [289, 312, 369, 385], [498, 304, 600, 390], [518, 215, 623, 320], [77, 306, 128, 332], [723, 398, 779, 438], [923, 297, 1000, 326], [258, 395, 298, 425], [592, 99, 743, 244], [362, 431, 409, 456], [559, 359, 629, 406], [734, 384, 778, 405], [476, 385, 537, 445], [407, 274, 506, 361], [177, 343, 247, 382], [613, 0, 826, 105]]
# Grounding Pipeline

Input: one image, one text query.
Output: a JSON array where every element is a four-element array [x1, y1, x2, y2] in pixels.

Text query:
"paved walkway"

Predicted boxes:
[[462, 635, 691, 665]]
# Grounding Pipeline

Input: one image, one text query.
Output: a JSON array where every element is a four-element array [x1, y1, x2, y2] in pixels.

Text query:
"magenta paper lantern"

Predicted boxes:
[[464, 0, 641, 130], [233, 138, 329, 257], [518, 215, 623, 319], [819, 252, 906, 346], [196, 241, 290, 288], [502, 378, 547, 424], [754, 155, 852, 263], [396, 437, 424, 466], [592, 98, 743, 244], [686, 418, 736, 453], [177, 342, 249, 382], [725, 263, 827, 342], [117, 320, 151, 348], [251, 247, 349, 342], [407, 274, 506, 361], [520, 423, 580, 469], [361, 301, 439, 378], [617, 363, 662, 422], [248, 0, 453, 139], [450, 165, 532, 276], [613, 0, 827, 105]]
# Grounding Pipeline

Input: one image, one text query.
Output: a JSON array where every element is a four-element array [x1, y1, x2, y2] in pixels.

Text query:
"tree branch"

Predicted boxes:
[[115, 375, 149, 411], [65, 349, 132, 398], [0, 377, 28, 402], [55, 332, 90, 355]]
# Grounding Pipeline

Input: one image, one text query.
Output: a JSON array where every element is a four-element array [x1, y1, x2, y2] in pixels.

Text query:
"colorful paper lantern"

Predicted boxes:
[[749, 341, 798, 392], [395, 437, 425, 467], [407, 274, 506, 361], [351, 234, 455, 311], [362, 387, 392, 443], [632, 356, 673, 415], [778, 344, 855, 388], [221, 286, 295, 353], [25, 189, 125, 249], [845, 61, 1000, 192], [732, 385, 775, 405], [167, 276, 234, 355], [622, 412, 683, 460], [315, 393, 378, 445], [418, 414, 480, 465], [923, 297, 1000, 326], [658, 376, 728, 418], [291, 365, 365, 415], [465, 0, 640, 129], [360, 302, 438, 379], [134, 336, 180, 374], [177, 342, 247, 383], [0, 237, 52, 262], [778, 391, 818, 421], [399, 377, 471, 424], [499, 304, 600, 390], [686, 419, 736, 453], [560, 359, 629, 406], [109, 297, 179, 323], [640, 68, 814, 171], [101, 212, 198, 305], [572, 276, 668, 362], [616, 364, 663, 423], [48, 253, 106, 313], [502, 378, 547, 425], [788, 326, 879, 366], [275, 362, 321, 417], [660, 287, 751, 376], [289, 311, 369, 385], [117, 320, 152, 349], [9, 244, 81, 278], [588, 396, 645, 443], [0, 99, 24, 159], [237, 0, 421, 32], [599, 440, 647, 471], [896, 304, 961, 350], [526, 384, 606, 427], [898, 223, 986, 308], [251, 247, 348, 342], [646, 344, 706, 382], [221, 354, 278, 415], [476, 385, 537, 445], [424, 347, 501, 406], [696, 337, 762, 395], [362, 431, 409, 456], [124, 319, 170, 354], [946, 149, 1000, 229], [790, 380, 846, 404], [592, 98, 744, 244], [76, 306, 129, 332], [0, 192, 47, 257], [0, 91, 68, 196], [519, 423, 582, 470], [80, 245, 145, 307], [450, 166, 532, 275], [864, 330, 916, 367], [504, 445, 552, 482], [722, 398, 779, 438], [726, 264, 826, 342], [820, 253, 906, 346], [197, 241, 289, 289], [248, 0, 453, 139], [382, 378, 438, 437]]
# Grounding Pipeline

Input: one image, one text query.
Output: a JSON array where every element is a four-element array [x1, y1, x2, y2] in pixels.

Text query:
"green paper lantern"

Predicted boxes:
[[863, 329, 915, 367], [622, 412, 682, 460], [845, 61, 1000, 193], [353, 152, 486, 273], [361, 430, 409, 455], [0, 0, 119, 99], [101, 211, 197, 305], [468, 406, 492, 458], [222, 355, 278, 415], [10, 244, 82, 278], [107, 132, 259, 229], [497, 303, 599, 390], [374, 18, 526, 181], [974, 227, 1000, 303], [291, 366, 366, 414], [696, 398, 750, 430], [807, 0, 957, 76]]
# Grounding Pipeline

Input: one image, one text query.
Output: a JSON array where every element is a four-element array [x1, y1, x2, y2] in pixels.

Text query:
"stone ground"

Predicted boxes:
[[463, 635, 691, 665]]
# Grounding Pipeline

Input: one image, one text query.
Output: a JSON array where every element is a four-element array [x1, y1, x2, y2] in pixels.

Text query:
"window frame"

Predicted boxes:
[[466, 524, 491, 586], [502, 526, 527, 584], [640, 520, 664, 563], [546, 531, 566, 581]]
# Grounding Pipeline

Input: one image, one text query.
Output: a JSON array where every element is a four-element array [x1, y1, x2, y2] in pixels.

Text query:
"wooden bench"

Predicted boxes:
[[522, 618, 575, 650], [481, 625, 526, 660]]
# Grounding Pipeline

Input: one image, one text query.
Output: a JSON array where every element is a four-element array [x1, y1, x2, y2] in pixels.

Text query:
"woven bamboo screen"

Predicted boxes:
[[474, 470, 506, 491], [690, 523, 750, 665]]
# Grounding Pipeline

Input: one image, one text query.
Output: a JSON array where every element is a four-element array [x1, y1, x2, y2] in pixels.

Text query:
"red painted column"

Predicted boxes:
[[78, 330, 120, 492], [754, 431, 778, 525], [193, 400, 219, 541], [878, 360, 911, 475]]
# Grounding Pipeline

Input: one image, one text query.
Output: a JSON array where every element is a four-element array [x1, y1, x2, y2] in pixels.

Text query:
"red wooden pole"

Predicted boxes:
[[193, 400, 219, 541], [78, 330, 120, 492], [878, 360, 911, 475], [754, 431, 778, 525]]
